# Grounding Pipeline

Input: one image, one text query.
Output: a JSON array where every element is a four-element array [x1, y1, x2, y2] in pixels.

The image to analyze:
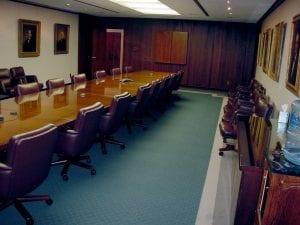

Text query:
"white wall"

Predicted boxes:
[[0, 0, 79, 85], [255, 0, 300, 114]]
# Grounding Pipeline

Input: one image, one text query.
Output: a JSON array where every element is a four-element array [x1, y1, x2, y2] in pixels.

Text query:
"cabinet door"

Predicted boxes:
[[170, 31, 188, 64], [155, 31, 172, 63], [262, 173, 300, 225]]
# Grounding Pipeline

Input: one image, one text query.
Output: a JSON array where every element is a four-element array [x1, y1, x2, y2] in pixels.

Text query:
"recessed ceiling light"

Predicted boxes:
[[227, 0, 231, 4], [229, 12, 232, 15], [66, 3, 70, 6], [227, 6, 231, 11], [109, 0, 180, 15]]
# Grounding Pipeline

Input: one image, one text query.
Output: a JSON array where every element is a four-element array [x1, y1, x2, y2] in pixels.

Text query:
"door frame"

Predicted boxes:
[[106, 29, 124, 73]]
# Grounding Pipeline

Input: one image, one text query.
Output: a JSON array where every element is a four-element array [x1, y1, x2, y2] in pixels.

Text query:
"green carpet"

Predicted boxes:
[[0, 90, 222, 225]]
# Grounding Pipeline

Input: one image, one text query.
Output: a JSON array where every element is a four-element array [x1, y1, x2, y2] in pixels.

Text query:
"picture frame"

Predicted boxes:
[[268, 22, 286, 81], [54, 24, 69, 54], [18, 19, 41, 57], [262, 28, 273, 74], [286, 15, 300, 95], [257, 32, 264, 67]]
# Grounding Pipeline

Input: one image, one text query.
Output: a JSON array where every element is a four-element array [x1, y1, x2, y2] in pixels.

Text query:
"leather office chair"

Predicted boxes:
[[0, 68, 15, 96], [174, 70, 183, 90], [126, 83, 152, 133], [15, 82, 40, 96], [94, 70, 107, 79], [52, 102, 105, 181], [98, 92, 131, 154], [0, 124, 58, 225], [124, 66, 133, 74], [10, 66, 43, 90], [146, 79, 161, 121], [46, 78, 65, 89], [219, 97, 273, 156], [154, 76, 171, 111], [111, 67, 121, 76], [70, 73, 87, 84]]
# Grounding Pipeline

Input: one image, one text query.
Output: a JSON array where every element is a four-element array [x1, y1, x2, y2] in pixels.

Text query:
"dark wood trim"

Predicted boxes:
[[257, 0, 285, 25], [73, 0, 119, 14], [192, 0, 209, 16]]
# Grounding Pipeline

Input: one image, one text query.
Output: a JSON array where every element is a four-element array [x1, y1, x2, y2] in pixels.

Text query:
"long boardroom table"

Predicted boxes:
[[0, 70, 171, 150]]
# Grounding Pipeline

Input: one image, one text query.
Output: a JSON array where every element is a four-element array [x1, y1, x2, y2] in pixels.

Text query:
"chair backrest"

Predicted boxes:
[[111, 67, 121, 76], [15, 82, 40, 96], [149, 79, 161, 99], [58, 102, 105, 157], [134, 83, 152, 112], [0, 124, 58, 198], [0, 68, 14, 95], [70, 73, 87, 84], [46, 78, 65, 89], [124, 66, 133, 74], [255, 97, 273, 120], [174, 70, 184, 90], [100, 92, 131, 134], [94, 70, 107, 79], [10, 66, 27, 85]]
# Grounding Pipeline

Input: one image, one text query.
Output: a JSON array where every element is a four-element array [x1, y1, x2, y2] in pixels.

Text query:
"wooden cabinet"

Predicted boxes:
[[155, 31, 188, 64], [255, 169, 300, 225]]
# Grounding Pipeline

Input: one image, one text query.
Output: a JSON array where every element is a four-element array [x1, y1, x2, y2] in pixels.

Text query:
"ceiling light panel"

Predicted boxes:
[[109, 0, 180, 15]]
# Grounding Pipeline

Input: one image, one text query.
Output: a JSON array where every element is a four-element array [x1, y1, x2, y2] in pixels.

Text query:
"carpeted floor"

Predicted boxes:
[[0, 90, 222, 225]]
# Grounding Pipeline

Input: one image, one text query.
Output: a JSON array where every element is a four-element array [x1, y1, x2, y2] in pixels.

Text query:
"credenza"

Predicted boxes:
[[234, 116, 300, 225]]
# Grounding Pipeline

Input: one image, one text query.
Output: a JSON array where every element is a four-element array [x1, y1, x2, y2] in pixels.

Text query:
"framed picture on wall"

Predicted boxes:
[[268, 22, 286, 81], [18, 19, 41, 57], [286, 15, 300, 95], [262, 28, 273, 74], [257, 33, 265, 67], [54, 23, 69, 54]]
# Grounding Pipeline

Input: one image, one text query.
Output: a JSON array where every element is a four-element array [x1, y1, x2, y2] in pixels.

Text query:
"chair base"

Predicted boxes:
[[219, 144, 237, 156], [1, 195, 52, 225], [52, 155, 96, 181], [99, 135, 126, 155], [126, 117, 148, 134]]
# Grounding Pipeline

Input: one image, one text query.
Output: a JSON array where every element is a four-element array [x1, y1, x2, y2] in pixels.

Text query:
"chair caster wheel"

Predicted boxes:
[[219, 151, 224, 156], [62, 174, 69, 181], [120, 145, 126, 150], [91, 168, 96, 175], [46, 198, 53, 205], [26, 218, 34, 225]]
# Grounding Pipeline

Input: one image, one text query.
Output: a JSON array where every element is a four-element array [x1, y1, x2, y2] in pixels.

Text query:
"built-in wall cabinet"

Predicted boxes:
[[78, 15, 258, 90]]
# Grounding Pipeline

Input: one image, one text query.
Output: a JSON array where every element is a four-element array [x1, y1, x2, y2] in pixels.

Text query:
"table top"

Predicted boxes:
[[0, 70, 170, 149]]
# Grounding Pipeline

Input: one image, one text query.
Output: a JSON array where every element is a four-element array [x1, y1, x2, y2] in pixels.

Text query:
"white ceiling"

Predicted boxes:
[[15, 0, 278, 23]]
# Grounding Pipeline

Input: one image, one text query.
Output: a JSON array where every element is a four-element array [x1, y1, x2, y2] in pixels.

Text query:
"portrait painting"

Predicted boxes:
[[257, 33, 264, 67], [286, 15, 300, 95], [262, 28, 273, 74], [18, 19, 40, 57], [54, 24, 69, 54], [268, 22, 286, 81]]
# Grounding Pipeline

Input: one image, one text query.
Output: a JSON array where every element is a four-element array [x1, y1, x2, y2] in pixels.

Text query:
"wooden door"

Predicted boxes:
[[106, 32, 121, 74], [91, 28, 106, 77]]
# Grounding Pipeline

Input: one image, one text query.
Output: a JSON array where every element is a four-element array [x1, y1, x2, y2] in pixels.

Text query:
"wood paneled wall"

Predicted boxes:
[[78, 15, 258, 90]]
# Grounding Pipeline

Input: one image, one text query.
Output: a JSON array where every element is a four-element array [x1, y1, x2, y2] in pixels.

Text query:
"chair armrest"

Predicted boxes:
[[0, 81, 6, 94], [25, 75, 38, 83], [0, 162, 12, 171], [237, 99, 254, 106], [235, 108, 254, 117]]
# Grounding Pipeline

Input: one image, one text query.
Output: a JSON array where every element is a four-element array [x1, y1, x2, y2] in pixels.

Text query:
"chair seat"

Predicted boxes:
[[219, 122, 236, 139]]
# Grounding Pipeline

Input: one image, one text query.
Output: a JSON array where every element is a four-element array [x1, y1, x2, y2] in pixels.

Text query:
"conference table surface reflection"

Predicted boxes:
[[0, 70, 170, 149]]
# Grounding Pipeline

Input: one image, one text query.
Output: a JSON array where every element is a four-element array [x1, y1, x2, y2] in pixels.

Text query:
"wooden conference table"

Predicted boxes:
[[0, 70, 171, 150]]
